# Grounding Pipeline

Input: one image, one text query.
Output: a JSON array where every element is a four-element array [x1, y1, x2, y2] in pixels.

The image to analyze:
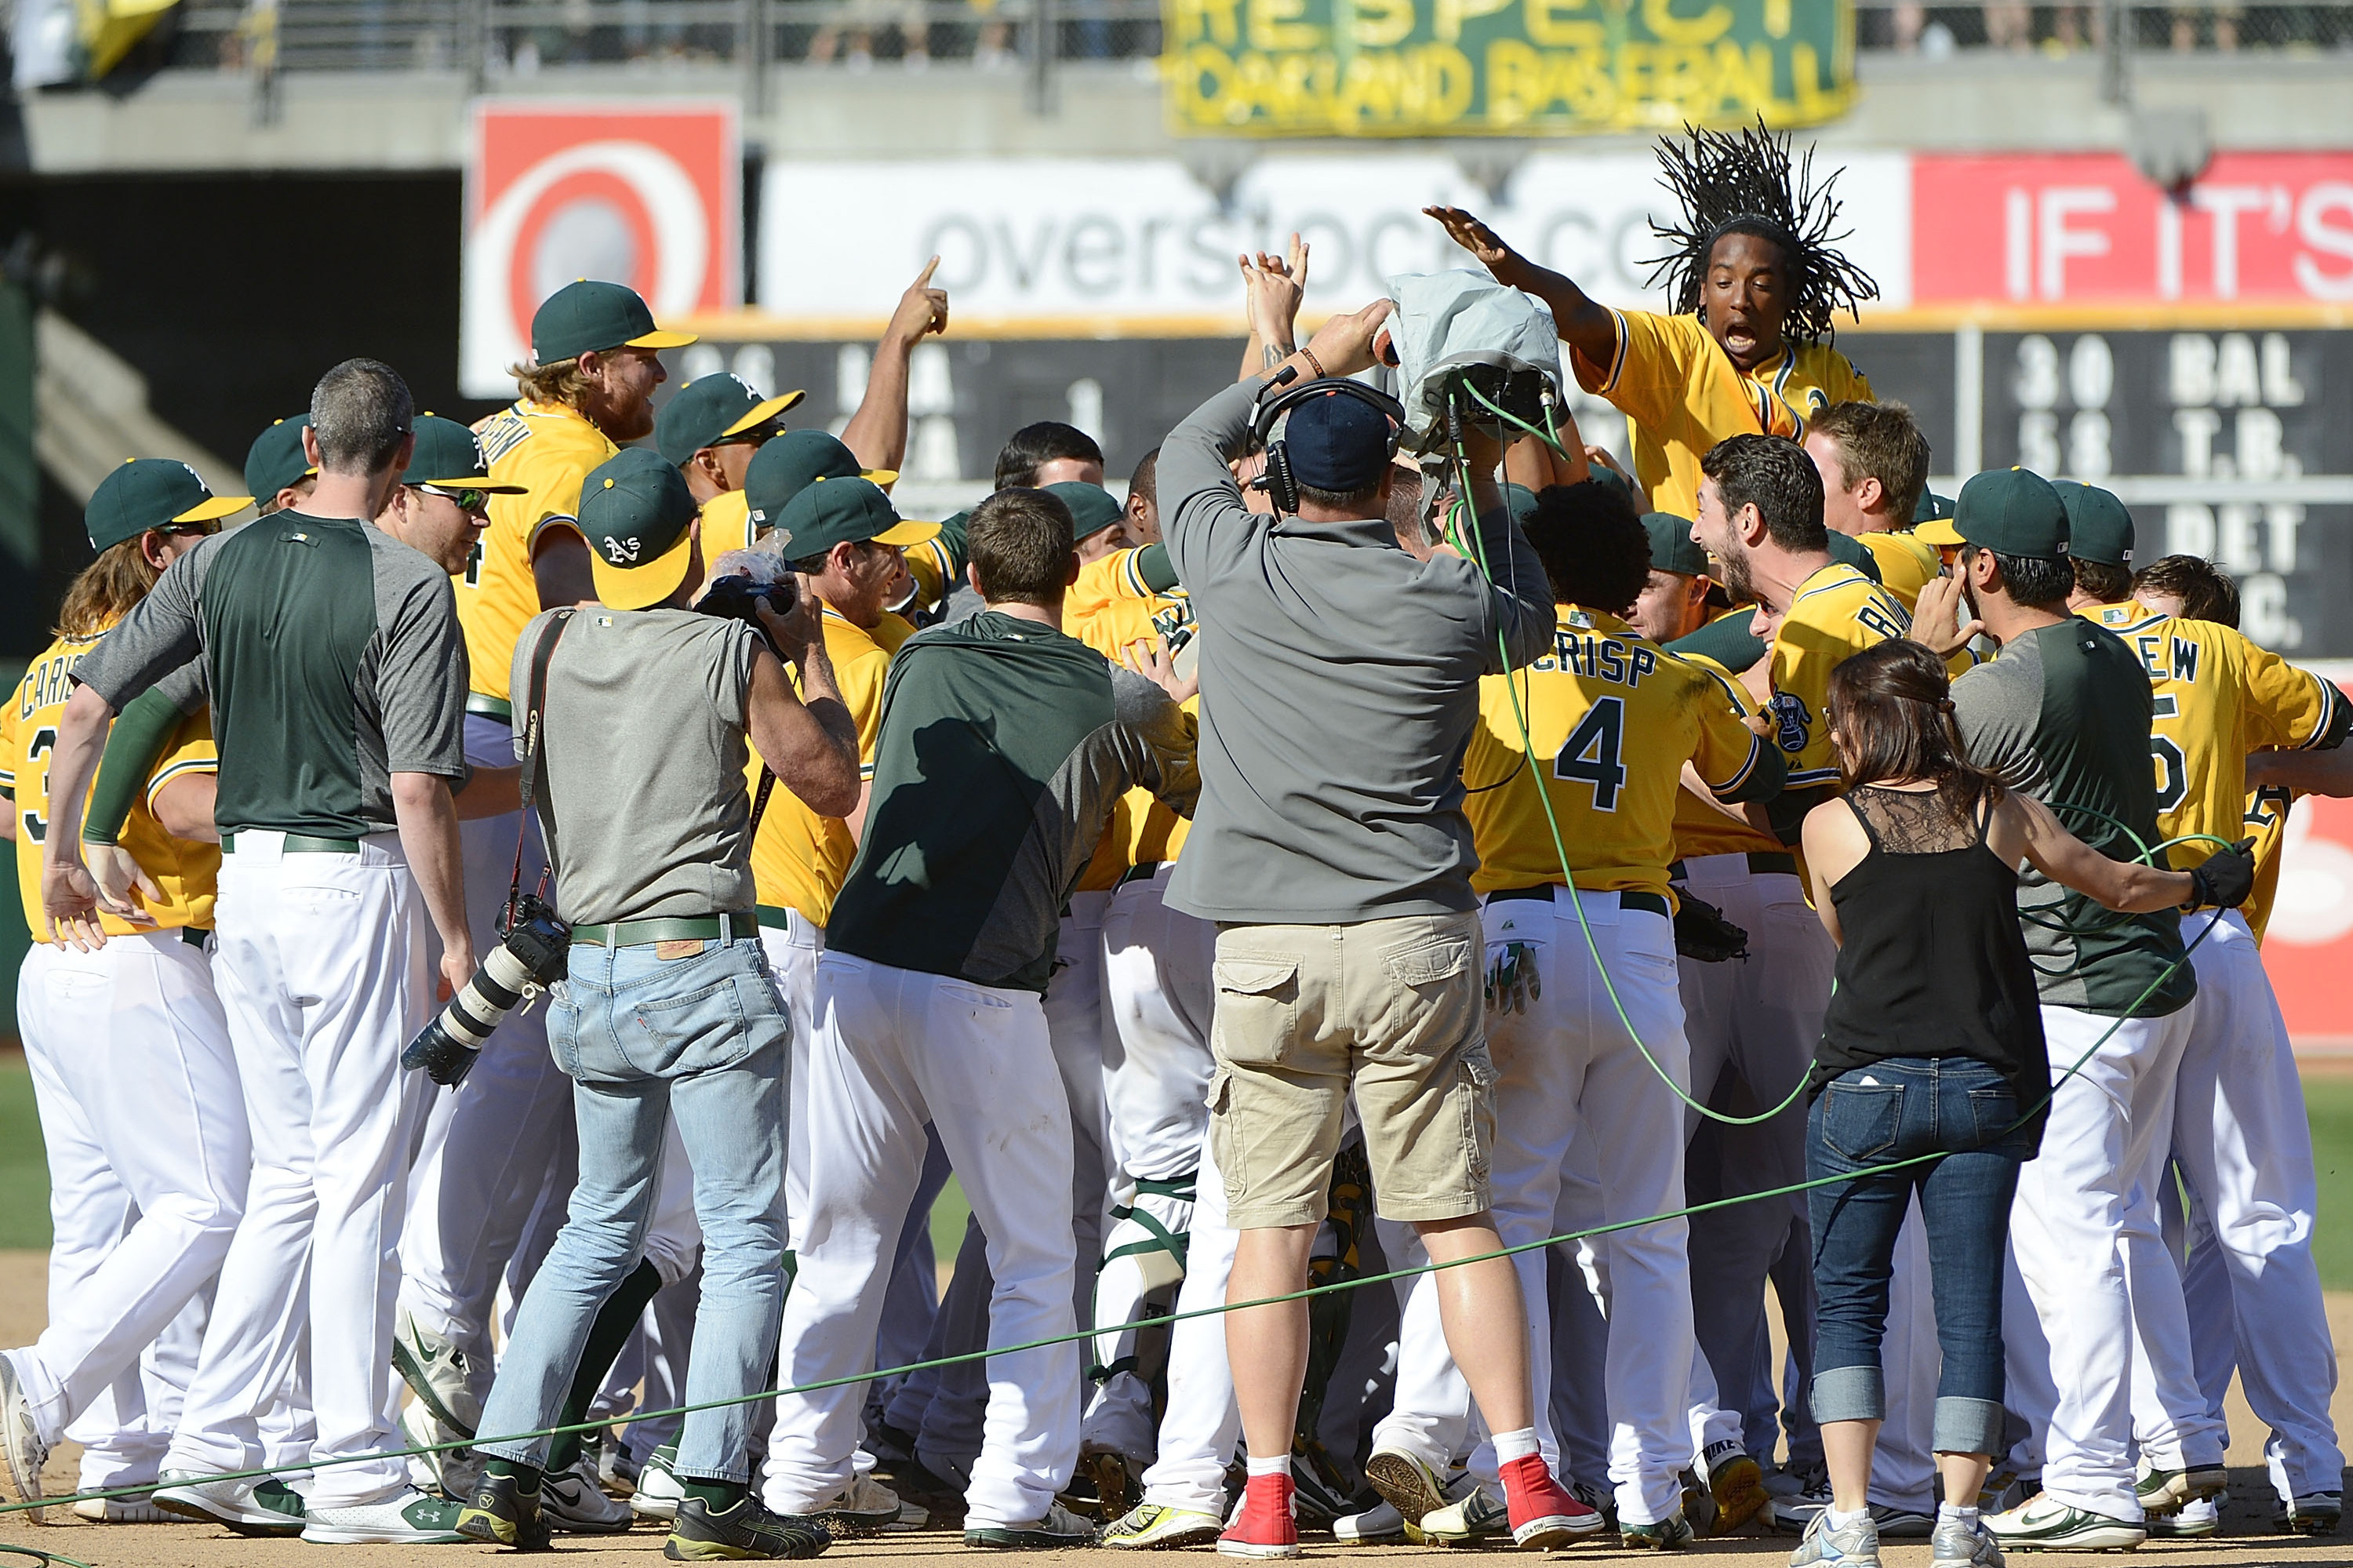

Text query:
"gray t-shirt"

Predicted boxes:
[[511, 606, 760, 926], [1158, 377, 1555, 926], [73, 514, 468, 837]]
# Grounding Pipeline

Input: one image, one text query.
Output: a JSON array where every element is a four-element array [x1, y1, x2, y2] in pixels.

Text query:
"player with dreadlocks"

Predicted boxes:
[[1427, 118, 1880, 522]]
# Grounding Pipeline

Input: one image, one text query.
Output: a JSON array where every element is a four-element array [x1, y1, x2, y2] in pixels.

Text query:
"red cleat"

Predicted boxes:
[[1217, 1473, 1301, 1559], [1500, 1454, 1605, 1548]]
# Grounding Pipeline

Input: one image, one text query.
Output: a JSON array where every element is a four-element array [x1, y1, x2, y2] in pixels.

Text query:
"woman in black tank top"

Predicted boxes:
[[1786, 641, 2241, 1568]]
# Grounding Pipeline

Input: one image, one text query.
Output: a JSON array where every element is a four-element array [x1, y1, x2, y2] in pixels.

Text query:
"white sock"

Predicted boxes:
[[1246, 1455, 1292, 1479], [1938, 1502, 1980, 1525], [1827, 1506, 1871, 1530], [1493, 1428, 1540, 1464]]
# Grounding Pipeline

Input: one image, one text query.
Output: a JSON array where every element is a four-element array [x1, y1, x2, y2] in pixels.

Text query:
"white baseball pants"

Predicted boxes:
[[164, 831, 435, 1508], [11, 933, 246, 1465], [1377, 888, 1693, 1526], [1138, 1131, 1241, 1515], [764, 952, 1078, 1529], [2005, 1001, 2202, 1520]]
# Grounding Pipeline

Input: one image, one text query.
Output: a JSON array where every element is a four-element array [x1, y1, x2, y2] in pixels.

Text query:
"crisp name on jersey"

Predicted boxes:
[[17, 648, 84, 719], [2131, 631, 2201, 685], [1536, 629, 1659, 686]]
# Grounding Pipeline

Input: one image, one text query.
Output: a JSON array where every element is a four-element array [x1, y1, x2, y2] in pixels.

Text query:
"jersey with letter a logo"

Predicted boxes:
[[1572, 309, 1872, 518], [2086, 599, 2345, 873], [1, 628, 220, 937], [465, 400, 619, 703], [1770, 563, 1912, 789], [1464, 606, 1769, 901]]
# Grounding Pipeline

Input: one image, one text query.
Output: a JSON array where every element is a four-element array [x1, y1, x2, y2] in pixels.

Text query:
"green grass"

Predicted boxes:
[[0, 1061, 48, 1249], [2303, 1075, 2353, 1290]]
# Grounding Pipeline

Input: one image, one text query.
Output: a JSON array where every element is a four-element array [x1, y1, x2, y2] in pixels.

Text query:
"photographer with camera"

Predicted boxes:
[[453, 447, 858, 1562]]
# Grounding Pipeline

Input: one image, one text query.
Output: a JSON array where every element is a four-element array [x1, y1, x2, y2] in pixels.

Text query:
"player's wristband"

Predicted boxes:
[[82, 687, 182, 846]]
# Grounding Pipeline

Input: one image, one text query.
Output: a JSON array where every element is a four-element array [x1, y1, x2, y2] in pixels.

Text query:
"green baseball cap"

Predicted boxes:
[[245, 415, 314, 501], [1044, 482, 1126, 543], [531, 279, 697, 365], [1955, 467, 2071, 560], [771, 477, 941, 562], [580, 448, 700, 611], [402, 414, 527, 494], [2052, 480, 2133, 567], [86, 459, 250, 554], [656, 374, 808, 468], [1642, 512, 1708, 577], [745, 430, 898, 529]]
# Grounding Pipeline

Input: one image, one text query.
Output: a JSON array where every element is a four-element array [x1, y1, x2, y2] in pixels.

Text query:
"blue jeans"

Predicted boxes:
[[1806, 1055, 2031, 1457], [478, 933, 788, 1483]]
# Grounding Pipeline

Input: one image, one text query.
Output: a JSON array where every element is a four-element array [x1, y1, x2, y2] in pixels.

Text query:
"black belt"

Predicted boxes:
[[220, 833, 361, 854], [571, 912, 755, 948], [182, 926, 212, 948], [465, 693, 514, 722], [1118, 860, 1165, 888], [1667, 851, 1798, 880], [1489, 885, 1671, 920]]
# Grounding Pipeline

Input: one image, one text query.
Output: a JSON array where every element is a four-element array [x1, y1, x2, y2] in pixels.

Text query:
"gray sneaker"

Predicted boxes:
[[1929, 1515, 2005, 1568], [1789, 1506, 1882, 1568]]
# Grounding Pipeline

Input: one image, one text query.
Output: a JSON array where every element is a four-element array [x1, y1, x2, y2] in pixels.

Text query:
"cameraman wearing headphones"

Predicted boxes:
[[456, 447, 858, 1562], [1156, 302, 1575, 1556]]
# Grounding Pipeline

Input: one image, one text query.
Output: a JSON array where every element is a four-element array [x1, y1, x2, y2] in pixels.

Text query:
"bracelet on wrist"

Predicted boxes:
[[1300, 347, 1327, 379]]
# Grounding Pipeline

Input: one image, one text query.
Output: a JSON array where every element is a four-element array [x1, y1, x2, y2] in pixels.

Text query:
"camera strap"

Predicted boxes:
[[507, 608, 576, 933]]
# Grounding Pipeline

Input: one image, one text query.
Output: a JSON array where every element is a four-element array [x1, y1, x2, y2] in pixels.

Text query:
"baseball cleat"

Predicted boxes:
[[1984, 1493, 2147, 1552], [966, 1500, 1098, 1549], [2275, 1490, 2342, 1535], [1333, 1500, 1406, 1544], [1706, 1444, 1770, 1535], [543, 1453, 634, 1533], [2134, 1462, 2227, 1514], [811, 1473, 924, 1533], [1419, 1481, 1510, 1545], [1624, 1508, 1698, 1549], [300, 1486, 468, 1544], [1362, 1446, 1451, 1525], [391, 1307, 483, 1439], [2146, 1496, 2217, 1539], [666, 1493, 832, 1559], [1099, 1501, 1224, 1548], [0, 1354, 50, 1526], [151, 1471, 307, 1536], [632, 1442, 686, 1521], [72, 1490, 184, 1523]]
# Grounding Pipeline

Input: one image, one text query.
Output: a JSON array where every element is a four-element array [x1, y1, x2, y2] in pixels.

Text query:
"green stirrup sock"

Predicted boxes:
[[682, 1478, 749, 1512], [544, 1257, 666, 1472]]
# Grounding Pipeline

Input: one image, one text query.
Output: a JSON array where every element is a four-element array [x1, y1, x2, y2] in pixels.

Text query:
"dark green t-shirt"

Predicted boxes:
[[827, 610, 1198, 993], [1952, 617, 2195, 1019], [74, 514, 469, 837]]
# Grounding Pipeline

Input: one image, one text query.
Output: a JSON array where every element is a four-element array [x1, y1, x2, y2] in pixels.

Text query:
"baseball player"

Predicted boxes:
[[1369, 476, 1784, 1548], [244, 414, 316, 516], [42, 360, 476, 1544], [762, 486, 1198, 1548], [1803, 401, 1941, 609], [1427, 122, 1877, 522], [656, 372, 806, 555], [2066, 495, 2349, 1533], [0, 461, 249, 1528], [395, 280, 694, 1486]]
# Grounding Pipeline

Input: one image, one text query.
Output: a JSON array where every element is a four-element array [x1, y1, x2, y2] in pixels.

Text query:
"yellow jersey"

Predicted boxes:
[[700, 489, 757, 558], [2240, 783, 2294, 943], [1464, 606, 1769, 900], [1068, 546, 1200, 882], [1769, 563, 1912, 791], [1853, 531, 1941, 612], [466, 400, 619, 704], [1671, 647, 1787, 860], [1573, 310, 1874, 520], [2083, 599, 2344, 874], [2, 631, 220, 937], [747, 606, 913, 926]]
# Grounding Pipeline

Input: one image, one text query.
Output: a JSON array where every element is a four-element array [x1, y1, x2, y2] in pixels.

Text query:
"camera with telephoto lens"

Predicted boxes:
[[402, 895, 572, 1087], [696, 571, 797, 642]]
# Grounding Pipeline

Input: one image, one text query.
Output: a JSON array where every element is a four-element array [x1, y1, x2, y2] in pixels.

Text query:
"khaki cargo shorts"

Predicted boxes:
[[1207, 908, 1497, 1229]]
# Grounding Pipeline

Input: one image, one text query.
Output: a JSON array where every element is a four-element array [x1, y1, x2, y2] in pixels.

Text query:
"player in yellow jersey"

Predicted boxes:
[[1427, 123, 1878, 522], [1805, 401, 1941, 611], [2067, 540, 2351, 1531], [654, 371, 805, 556], [0, 460, 255, 1526], [1368, 479, 1777, 1544]]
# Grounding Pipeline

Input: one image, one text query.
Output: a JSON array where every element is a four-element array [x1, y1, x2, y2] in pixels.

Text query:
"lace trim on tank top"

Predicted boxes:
[[1845, 784, 1990, 856]]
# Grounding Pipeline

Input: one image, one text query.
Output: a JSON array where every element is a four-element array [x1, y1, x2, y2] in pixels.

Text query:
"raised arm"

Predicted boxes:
[[747, 595, 861, 818], [1424, 206, 1618, 370], [841, 258, 951, 477]]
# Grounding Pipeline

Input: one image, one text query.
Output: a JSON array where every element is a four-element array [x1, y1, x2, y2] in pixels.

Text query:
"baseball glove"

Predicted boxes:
[[1673, 890, 1750, 962]]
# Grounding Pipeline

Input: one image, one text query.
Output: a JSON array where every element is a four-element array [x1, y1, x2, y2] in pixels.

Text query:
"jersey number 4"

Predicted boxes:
[[1552, 697, 1626, 813]]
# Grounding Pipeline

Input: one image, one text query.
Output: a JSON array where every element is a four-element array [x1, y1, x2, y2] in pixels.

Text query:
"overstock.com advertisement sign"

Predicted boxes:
[[462, 102, 740, 398], [756, 153, 1913, 327]]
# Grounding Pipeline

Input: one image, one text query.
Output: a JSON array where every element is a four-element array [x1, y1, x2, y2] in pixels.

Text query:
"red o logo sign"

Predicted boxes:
[[461, 103, 738, 398]]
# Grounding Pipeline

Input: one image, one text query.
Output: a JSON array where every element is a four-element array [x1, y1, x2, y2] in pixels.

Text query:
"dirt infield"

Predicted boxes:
[[0, 1250, 2346, 1568]]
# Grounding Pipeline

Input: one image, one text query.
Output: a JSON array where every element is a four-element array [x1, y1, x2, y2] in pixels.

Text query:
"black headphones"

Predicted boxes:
[[1249, 370, 1406, 518]]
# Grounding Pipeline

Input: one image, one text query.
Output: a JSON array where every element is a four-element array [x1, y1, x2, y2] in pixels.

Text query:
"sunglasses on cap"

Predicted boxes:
[[711, 424, 782, 452], [152, 518, 224, 538], [421, 485, 492, 515]]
